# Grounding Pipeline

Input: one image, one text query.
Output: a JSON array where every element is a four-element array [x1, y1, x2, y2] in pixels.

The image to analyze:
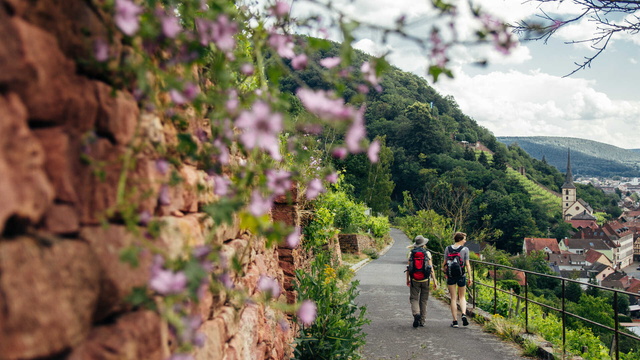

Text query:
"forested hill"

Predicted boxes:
[[274, 38, 619, 253], [498, 136, 640, 178]]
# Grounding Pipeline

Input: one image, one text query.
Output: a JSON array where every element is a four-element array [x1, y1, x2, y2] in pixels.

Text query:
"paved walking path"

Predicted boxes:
[[355, 228, 530, 360]]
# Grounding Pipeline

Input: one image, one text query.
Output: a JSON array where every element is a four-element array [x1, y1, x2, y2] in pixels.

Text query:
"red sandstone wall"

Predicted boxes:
[[0, 1, 305, 359]]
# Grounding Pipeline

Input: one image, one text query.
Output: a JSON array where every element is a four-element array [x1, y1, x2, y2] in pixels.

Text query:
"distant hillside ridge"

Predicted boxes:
[[497, 136, 640, 178]]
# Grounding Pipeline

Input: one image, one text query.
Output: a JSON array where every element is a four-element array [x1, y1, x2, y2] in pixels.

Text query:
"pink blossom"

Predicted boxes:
[[240, 63, 254, 75], [266, 169, 292, 196], [249, 190, 273, 216], [94, 39, 109, 62], [179, 315, 204, 347], [271, 1, 290, 17], [161, 12, 182, 38], [170, 82, 199, 105], [332, 147, 347, 160], [226, 90, 239, 114], [257, 275, 281, 299], [158, 184, 171, 205], [320, 57, 341, 69], [357, 84, 369, 94], [285, 226, 301, 248], [212, 175, 231, 196], [169, 354, 194, 360], [360, 61, 380, 86], [149, 268, 188, 295], [268, 33, 295, 59], [306, 178, 325, 200], [291, 53, 308, 70], [296, 88, 357, 122], [219, 272, 234, 289], [493, 31, 517, 55], [367, 140, 380, 163], [278, 319, 291, 332], [156, 159, 170, 175], [114, 0, 143, 36], [212, 139, 230, 165], [551, 20, 565, 30], [325, 172, 339, 184], [345, 107, 366, 153], [196, 15, 237, 52], [299, 124, 323, 134], [297, 300, 317, 326], [138, 210, 152, 226], [195, 128, 208, 143], [235, 101, 283, 160], [192, 245, 212, 261]]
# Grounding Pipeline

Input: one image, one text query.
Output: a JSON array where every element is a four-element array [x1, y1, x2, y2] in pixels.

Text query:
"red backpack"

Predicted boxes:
[[408, 248, 432, 280]]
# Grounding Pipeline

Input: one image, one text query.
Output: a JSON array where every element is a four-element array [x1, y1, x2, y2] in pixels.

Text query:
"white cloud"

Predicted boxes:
[[433, 68, 640, 149]]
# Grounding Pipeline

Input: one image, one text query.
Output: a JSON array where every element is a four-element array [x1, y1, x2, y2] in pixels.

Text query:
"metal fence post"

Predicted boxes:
[[472, 262, 476, 309], [614, 290, 619, 360], [493, 264, 497, 315], [525, 272, 528, 333], [562, 279, 566, 359]]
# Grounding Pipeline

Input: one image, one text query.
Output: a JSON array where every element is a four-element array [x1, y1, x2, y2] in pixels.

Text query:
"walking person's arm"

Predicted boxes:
[[466, 259, 472, 286], [429, 258, 438, 289]]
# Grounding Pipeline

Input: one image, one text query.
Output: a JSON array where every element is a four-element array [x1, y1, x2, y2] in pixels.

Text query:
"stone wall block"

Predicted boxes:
[[7, 19, 97, 126], [95, 82, 138, 146], [178, 165, 201, 213], [0, 236, 101, 359], [77, 139, 124, 225], [271, 203, 299, 227], [0, 93, 54, 234], [32, 127, 79, 203], [157, 214, 205, 259], [80, 225, 153, 320], [68, 310, 164, 360], [44, 203, 80, 235], [194, 318, 226, 360]]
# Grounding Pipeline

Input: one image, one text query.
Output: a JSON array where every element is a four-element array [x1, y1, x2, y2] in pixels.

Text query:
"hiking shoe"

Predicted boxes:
[[462, 315, 469, 326], [451, 320, 459, 328], [413, 314, 420, 328], [418, 322, 425, 327]]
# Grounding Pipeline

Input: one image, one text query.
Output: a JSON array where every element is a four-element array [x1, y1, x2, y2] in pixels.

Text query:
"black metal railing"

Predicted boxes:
[[431, 251, 640, 360]]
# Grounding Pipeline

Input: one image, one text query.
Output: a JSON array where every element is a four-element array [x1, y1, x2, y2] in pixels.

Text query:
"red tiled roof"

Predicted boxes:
[[585, 248, 605, 264], [523, 238, 561, 254]]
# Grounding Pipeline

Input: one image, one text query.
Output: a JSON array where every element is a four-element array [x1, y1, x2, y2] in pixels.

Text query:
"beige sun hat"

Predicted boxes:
[[414, 235, 429, 247]]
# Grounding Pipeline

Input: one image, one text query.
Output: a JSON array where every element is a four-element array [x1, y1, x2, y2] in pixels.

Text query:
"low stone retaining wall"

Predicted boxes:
[[338, 234, 373, 254]]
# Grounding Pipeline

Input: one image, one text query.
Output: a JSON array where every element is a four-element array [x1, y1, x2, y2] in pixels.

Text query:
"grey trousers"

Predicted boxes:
[[409, 279, 430, 323]]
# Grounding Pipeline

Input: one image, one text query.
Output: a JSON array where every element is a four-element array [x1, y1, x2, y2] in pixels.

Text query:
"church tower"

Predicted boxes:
[[561, 149, 576, 219]]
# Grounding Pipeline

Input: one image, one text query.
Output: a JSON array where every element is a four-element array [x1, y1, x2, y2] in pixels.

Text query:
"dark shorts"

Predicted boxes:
[[446, 275, 466, 287]]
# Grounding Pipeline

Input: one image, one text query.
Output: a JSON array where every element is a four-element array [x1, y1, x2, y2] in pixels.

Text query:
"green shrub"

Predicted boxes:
[[293, 254, 369, 360], [362, 248, 378, 259], [367, 216, 390, 238]]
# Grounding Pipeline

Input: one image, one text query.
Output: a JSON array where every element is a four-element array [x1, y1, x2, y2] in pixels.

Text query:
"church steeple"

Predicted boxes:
[[561, 149, 576, 219], [562, 149, 575, 189]]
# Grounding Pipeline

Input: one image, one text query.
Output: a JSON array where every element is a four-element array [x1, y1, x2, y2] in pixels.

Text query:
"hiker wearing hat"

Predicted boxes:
[[406, 235, 438, 328]]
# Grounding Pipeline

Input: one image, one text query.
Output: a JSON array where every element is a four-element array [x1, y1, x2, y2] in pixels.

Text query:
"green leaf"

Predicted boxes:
[[202, 198, 244, 226], [119, 246, 141, 268], [177, 133, 198, 158]]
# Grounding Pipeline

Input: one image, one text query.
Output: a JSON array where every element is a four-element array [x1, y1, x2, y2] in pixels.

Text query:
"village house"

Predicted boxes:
[[602, 221, 634, 269], [584, 262, 615, 285], [601, 271, 627, 289], [522, 237, 561, 255], [548, 253, 587, 271], [585, 248, 613, 268], [559, 238, 614, 264]]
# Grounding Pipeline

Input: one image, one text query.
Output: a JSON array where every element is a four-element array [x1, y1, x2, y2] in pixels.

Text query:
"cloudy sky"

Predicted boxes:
[[289, 0, 640, 149]]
